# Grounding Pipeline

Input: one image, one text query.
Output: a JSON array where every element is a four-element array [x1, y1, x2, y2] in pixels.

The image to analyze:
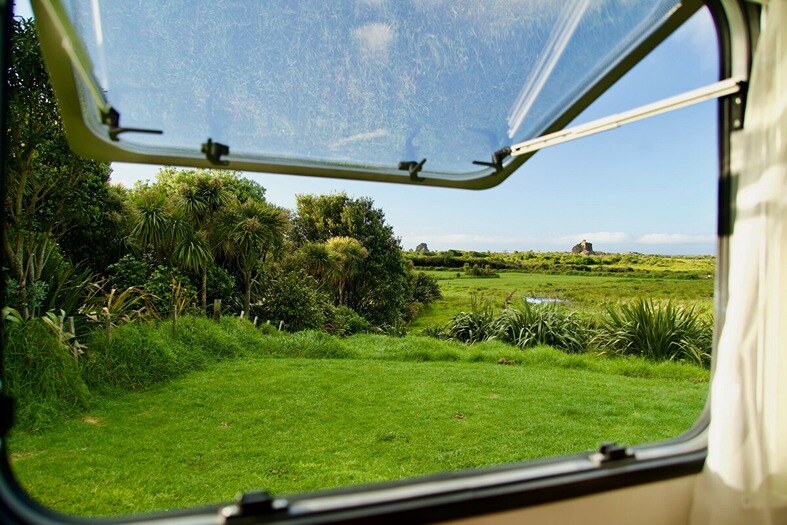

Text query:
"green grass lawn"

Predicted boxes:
[[9, 349, 707, 517], [410, 271, 715, 330]]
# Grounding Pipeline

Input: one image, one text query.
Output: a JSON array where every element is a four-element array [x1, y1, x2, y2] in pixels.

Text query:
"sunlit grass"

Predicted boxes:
[[10, 352, 707, 517], [408, 271, 714, 330]]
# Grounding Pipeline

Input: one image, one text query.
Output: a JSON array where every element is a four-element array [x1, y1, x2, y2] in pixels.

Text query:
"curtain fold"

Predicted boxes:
[[690, 1, 787, 524]]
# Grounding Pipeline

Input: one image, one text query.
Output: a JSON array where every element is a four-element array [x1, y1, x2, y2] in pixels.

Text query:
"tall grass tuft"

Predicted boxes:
[[4, 319, 90, 431], [442, 295, 496, 344], [494, 300, 589, 353], [595, 299, 712, 366]]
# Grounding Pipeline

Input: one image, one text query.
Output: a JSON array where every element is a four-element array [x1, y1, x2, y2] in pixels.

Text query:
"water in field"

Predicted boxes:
[[525, 297, 569, 304]]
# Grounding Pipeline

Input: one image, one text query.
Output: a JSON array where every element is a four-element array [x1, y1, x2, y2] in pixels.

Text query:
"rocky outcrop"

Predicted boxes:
[[571, 239, 594, 255], [415, 243, 430, 254]]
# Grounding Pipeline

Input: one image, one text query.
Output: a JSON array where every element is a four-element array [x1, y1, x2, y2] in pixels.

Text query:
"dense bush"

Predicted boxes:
[[595, 299, 712, 366], [107, 253, 157, 290], [292, 193, 411, 325], [144, 266, 197, 315], [324, 305, 371, 336], [251, 268, 327, 331], [409, 272, 442, 304], [463, 263, 499, 278], [205, 263, 238, 308]]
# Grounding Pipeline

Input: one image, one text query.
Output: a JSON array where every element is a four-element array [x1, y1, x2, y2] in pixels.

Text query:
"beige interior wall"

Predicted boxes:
[[448, 475, 697, 525]]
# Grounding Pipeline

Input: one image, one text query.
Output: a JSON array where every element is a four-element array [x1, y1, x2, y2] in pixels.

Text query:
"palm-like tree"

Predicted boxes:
[[177, 176, 228, 311], [218, 200, 288, 315], [129, 190, 171, 262], [296, 242, 333, 285], [325, 236, 368, 306]]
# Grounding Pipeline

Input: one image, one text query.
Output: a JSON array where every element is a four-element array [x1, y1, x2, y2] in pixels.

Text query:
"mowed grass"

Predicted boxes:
[[9, 350, 707, 517], [409, 271, 714, 330]]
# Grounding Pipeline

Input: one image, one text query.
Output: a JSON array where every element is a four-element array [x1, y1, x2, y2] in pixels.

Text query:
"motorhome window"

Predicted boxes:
[[4, 1, 718, 520]]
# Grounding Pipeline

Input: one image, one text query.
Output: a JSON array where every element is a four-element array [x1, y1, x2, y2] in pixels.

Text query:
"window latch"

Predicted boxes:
[[593, 442, 635, 465], [101, 107, 163, 142], [202, 138, 230, 166], [220, 491, 289, 524], [472, 146, 511, 173], [399, 158, 427, 181]]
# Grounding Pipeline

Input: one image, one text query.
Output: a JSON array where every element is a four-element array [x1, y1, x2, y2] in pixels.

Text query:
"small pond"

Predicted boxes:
[[525, 297, 569, 304]]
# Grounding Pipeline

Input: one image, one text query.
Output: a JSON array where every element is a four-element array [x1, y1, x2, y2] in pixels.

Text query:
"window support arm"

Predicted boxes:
[[509, 77, 745, 158]]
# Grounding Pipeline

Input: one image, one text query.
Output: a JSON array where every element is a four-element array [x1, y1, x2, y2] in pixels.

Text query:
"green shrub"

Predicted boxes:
[[462, 263, 499, 278], [107, 253, 157, 290], [252, 268, 328, 332], [4, 320, 90, 431], [206, 263, 237, 308], [144, 266, 197, 315], [595, 299, 712, 366], [324, 305, 371, 336], [409, 272, 442, 304]]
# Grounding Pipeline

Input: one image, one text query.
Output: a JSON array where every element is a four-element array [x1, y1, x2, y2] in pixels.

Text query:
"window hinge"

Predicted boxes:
[[220, 491, 289, 524], [730, 81, 748, 130], [593, 442, 635, 465]]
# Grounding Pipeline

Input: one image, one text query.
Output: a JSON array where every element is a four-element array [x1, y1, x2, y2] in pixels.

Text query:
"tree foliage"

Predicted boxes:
[[5, 18, 112, 316], [292, 194, 409, 324]]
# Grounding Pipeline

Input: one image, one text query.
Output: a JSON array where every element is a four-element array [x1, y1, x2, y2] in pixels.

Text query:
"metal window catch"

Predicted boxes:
[[100, 107, 163, 142], [220, 491, 288, 524], [202, 138, 230, 166], [595, 442, 634, 464], [472, 146, 511, 172], [399, 158, 427, 181]]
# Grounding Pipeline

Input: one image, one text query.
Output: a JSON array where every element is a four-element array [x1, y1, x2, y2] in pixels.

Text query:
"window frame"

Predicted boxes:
[[0, 0, 757, 523]]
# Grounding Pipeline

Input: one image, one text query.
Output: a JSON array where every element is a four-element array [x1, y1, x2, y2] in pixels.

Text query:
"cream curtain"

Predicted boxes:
[[690, 1, 787, 523]]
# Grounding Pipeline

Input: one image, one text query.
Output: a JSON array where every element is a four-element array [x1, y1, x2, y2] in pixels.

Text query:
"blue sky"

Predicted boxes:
[[18, 2, 719, 255]]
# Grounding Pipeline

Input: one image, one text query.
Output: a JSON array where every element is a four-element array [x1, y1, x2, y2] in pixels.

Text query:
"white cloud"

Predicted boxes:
[[352, 22, 395, 59], [409, 233, 536, 245], [637, 233, 715, 244], [556, 232, 630, 244]]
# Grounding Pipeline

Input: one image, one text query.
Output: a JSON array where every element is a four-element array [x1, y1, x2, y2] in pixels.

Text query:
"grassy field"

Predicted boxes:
[[10, 345, 707, 517], [409, 270, 715, 330], [406, 250, 715, 277]]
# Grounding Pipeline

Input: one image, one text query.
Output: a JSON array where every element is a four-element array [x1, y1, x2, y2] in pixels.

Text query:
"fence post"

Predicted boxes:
[[68, 316, 75, 335], [213, 299, 221, 321]]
